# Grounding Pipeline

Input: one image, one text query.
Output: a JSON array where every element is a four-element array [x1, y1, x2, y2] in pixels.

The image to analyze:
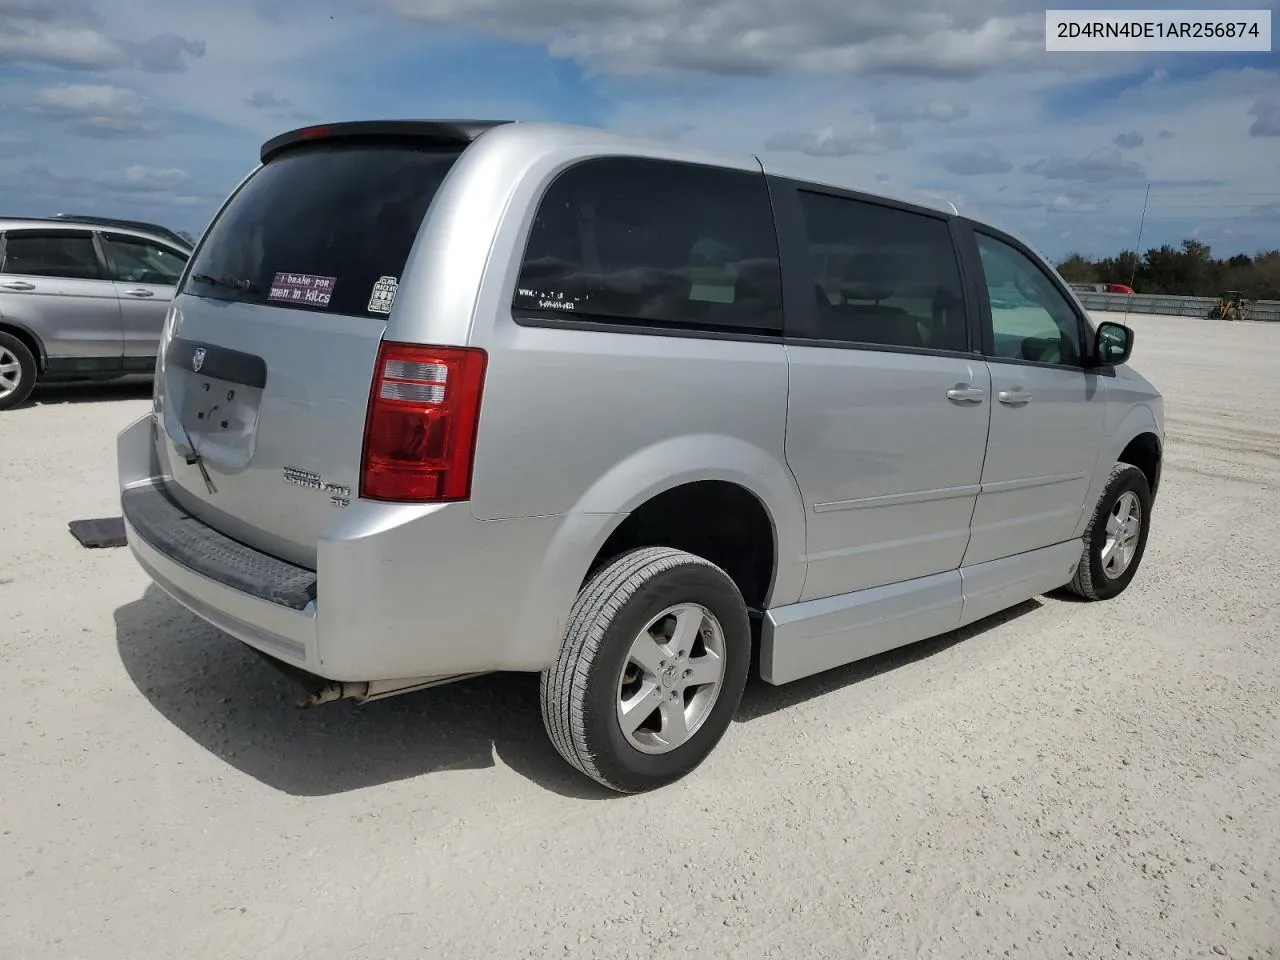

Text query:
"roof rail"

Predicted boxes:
[[47, 213, 192, 249], [260, 119, 512, 164]]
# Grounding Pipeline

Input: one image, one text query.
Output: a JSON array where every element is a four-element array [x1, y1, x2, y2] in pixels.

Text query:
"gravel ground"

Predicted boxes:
[[1, 312, 1277, 960]]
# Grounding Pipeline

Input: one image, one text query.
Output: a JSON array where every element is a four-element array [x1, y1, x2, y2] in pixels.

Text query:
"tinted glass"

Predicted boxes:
[[514, 157, 783, 335], [185, 142, 461, 317], [976, 233, 1083, 365], [103, 233, 188, 285], [1, 231, 102, 281], [796, 191, 967, 352]]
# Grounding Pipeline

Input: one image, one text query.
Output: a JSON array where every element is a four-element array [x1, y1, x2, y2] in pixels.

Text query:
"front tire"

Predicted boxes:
[[1066, 463, 1153, 601], [540, 547, 751, 794], [0, 331, 37, 411]]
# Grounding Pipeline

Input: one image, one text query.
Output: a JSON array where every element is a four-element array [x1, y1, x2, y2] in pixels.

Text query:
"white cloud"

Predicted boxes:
[[1095, 66, 1280, 115], [1023, 152, 1146, 183], [20, 163, 214, 211], [246, 88, 288, 109], [123, 31, 206, 73], [633, 122, 697, 143], [30, 82, 159, 138], [36, 82, 144, 115], [939, 147, 1012, 176], [0, 135, 36, 158], [1248, 97, 1280, 138], [71, 116, 160, 138], [73, 0, 372, 141], [0, 22, 123, 70], [385, 0, 1046, 78], [606, 61, 1280, 260], [1047, 194, 1103, 214], [0, 0, 204, 71], [765, 123, 908, 157], [873, 100, 970, 123], [116, 165, 191, 191], [244, 87, 314, 121]]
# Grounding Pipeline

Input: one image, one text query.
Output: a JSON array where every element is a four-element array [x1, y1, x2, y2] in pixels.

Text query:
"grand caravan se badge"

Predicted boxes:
[[282, 466, 350, 507]]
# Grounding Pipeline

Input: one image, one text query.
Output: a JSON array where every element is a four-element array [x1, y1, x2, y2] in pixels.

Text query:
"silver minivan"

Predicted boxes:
[[118, 120, 1164, 793]]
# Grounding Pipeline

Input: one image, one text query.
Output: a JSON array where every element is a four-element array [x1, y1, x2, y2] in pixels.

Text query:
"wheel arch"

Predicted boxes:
[[564, 433, 806, 611], [1117, 430, 1162, 499], [0, 317, 47, 370], [586, 480, 778, 613], [1073, 404, 1163, 539], [499, 436, 807, 672]]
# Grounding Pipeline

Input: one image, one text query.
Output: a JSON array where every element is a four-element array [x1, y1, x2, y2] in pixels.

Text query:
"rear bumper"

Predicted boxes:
[[117, 414, 605, 683], [123, 483, 319, 666]]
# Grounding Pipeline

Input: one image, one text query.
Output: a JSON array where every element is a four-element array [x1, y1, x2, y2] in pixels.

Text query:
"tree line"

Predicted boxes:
[[1056, 240, 1280, 300]]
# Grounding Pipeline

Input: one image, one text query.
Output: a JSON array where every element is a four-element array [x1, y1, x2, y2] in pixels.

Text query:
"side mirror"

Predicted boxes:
[[1093, 321, 1133, 366]]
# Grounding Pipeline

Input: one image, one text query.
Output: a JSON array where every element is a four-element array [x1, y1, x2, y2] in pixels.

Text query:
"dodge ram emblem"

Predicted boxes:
[[192, 347, 206, 373]]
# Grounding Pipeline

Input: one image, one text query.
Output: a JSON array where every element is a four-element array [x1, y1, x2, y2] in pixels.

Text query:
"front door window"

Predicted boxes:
[[976, 233, 1083, 366]]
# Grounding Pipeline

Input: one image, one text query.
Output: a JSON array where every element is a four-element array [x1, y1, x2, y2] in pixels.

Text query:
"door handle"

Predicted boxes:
[[946, 385, 985, 404], [0, 280, 35, 291], [123, 288, 155, 298], [998, 389, 1033, 405]]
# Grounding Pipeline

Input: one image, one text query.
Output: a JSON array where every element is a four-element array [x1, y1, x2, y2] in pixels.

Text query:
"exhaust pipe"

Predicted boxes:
[[296, 681, 369, 707], [295, 673, 488, 708]]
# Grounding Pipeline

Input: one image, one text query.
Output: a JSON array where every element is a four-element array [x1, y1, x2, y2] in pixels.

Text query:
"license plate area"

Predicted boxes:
[[165, 372, 263, 469], [160, 335, 268, 470]]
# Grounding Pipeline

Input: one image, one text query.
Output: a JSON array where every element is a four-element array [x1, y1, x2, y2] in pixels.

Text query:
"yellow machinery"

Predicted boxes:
[[1207, 290, 1247, 321]]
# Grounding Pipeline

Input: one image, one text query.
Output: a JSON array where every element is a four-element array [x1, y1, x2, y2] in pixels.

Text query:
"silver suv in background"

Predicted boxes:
[[118, 120, 1164, 794], [0, 217, 192, 410]]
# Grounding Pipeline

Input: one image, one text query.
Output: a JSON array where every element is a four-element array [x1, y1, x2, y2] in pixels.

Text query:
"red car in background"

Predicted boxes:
[[1069, 282, 1136, 295]]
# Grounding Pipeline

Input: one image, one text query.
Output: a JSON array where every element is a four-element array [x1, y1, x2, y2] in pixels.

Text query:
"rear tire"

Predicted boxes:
[[540, 547, 751, 794], [1065, 463, 1153, 601], [0, 331, 37, 411]]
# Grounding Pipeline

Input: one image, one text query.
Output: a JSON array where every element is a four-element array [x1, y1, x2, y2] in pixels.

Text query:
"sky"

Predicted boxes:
[[0, 0, 1277, 263]]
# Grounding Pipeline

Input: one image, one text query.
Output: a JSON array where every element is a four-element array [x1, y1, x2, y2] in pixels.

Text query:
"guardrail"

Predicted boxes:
[[1077, 291, 1280, 322]]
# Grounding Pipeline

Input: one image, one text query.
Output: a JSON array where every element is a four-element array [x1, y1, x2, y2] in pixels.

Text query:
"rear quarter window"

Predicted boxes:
[[184, 142, 461, 318], [513, 156, 783, 337]]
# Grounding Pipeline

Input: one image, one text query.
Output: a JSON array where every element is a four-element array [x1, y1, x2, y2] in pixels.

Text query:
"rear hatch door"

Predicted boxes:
[[155, 126, 485, 567]]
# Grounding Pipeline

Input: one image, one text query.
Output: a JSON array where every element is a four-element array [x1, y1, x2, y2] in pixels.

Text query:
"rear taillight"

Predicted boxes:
[[359, 341, 487, 502]]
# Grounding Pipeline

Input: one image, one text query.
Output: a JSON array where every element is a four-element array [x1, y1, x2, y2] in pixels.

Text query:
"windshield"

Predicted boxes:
[[184, 141, 462, 318]]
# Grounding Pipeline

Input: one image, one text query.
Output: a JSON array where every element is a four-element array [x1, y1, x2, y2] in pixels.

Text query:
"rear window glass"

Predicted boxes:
[[513, 157, 783, 336], [185, 142, 461, 317]]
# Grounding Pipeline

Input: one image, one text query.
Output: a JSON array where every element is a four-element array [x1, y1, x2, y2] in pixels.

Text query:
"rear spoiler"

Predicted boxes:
[[260, 119, 512, 164]]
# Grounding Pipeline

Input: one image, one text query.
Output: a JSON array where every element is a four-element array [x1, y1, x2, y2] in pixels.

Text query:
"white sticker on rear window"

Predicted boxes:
[[368, 275, 398, 315], [269, 272, 336, 307]]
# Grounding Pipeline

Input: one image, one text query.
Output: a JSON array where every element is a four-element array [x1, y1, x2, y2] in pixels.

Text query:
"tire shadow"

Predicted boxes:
[[114, 585, 619, 800], [117, 585, 1045, 798], [1045, 586, 1091, 603]]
